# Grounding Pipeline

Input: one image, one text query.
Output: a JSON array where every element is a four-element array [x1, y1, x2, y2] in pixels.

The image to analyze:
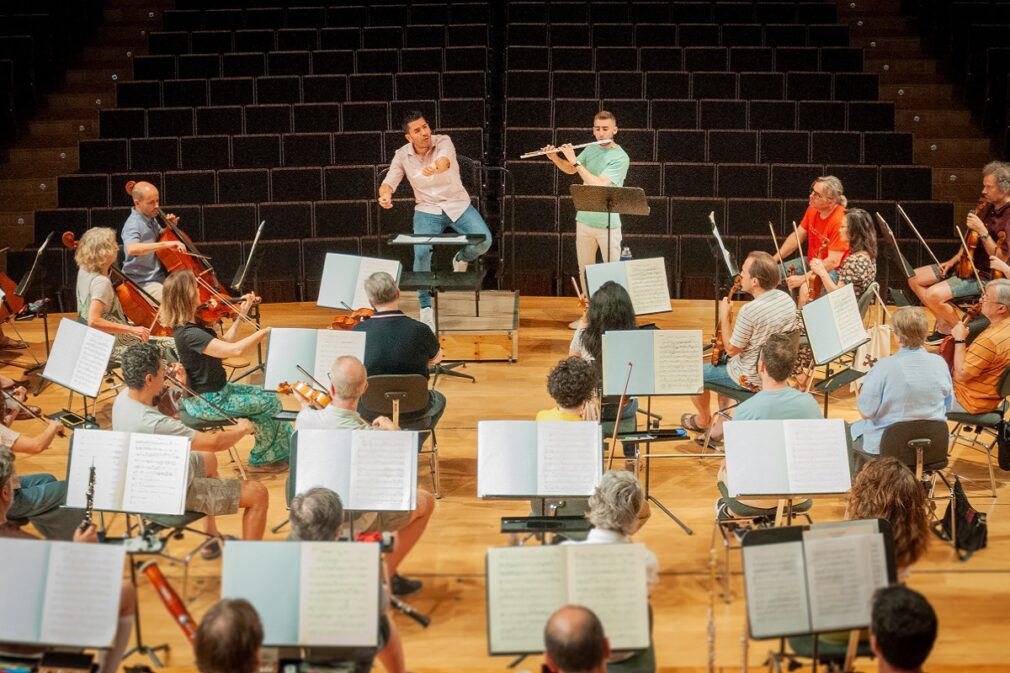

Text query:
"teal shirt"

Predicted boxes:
[[733, 387, 822, 421], [574, 143, 631, 229]]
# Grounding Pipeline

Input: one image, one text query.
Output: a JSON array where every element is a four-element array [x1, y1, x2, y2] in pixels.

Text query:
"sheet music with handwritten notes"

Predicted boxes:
[[39, 542, 126, 647], [348, 430, 416, 511], [42, 318, 115, 397], [121, 433, 190, 515], [486, 544, 650, 654], [625, 257, 672, 314], [536, 421, 602, 496], [653, 330, 704, 394], [298, 542, 381, 647], [742, 540, 811, 639], [66, 429, 129, 511]]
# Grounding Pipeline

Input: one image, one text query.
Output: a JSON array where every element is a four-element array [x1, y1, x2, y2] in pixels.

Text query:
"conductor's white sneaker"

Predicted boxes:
[[452, 253, 468, 272], [419, 307, 436, 333]]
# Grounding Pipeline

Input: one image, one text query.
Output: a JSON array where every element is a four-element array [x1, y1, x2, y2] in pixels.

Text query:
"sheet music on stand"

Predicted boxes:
[[317, 253, 402, 311], [800, 284, 870, 365], [741, 519, 896, 639], [65, 429, 190, 516], [601, 330, 703, 395], [41, 319, 115, 398], [476, 420, 602, 498], [723, 419, 852, 497], [263, 328, 365, 391], [585, 257, 672, 315], [14, 231, 54, 298], [222, 541, 382, 648], [293, 429, 419, 511], [485, 544, 650, 655], [0, 538, 126, 648]]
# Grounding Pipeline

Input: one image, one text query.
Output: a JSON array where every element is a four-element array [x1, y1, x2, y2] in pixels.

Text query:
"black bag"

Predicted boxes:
[[932, 477, 988, 560], [996, 420, 1010, 471]]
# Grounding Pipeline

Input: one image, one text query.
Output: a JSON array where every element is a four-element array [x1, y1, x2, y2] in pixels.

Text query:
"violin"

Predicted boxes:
[[277, 380, 331, 409], [956, 199, 987, 280], [711, 275, 742, 365], [331, 307, 374, 330], [938, 299, 983, 373], [806, 236, 831, 302], [0, 272, 24, 323], [993, 231, 1009, 279], [62, 231, 173, 337]]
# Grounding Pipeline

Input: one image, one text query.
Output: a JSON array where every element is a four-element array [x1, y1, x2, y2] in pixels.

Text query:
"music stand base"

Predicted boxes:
[[123, 644, 169, 668], [432, 361, 475, 384], [647, 495, 693, 535]]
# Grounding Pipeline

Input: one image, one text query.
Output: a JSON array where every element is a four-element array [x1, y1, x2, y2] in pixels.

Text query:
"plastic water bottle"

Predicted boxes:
[[620, 244, 633, 261]]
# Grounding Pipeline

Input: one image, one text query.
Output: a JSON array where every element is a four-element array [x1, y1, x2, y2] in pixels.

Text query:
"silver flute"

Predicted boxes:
[[520, 138, 609, 158]]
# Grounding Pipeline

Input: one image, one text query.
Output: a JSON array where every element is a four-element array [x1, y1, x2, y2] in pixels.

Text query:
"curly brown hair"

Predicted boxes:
[[547, 356, 598, 409], [847, 457, 932, 570]]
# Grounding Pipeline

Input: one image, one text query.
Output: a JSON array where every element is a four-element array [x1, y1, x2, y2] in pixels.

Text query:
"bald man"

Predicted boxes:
[[121, 181, 186, 300], [543, 605, 611, 673]]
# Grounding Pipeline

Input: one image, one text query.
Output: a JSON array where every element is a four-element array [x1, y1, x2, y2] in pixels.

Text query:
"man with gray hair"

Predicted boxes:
[[909, 161, 1010, 344], [543, 605, 611, 673], [773, 175, 849, 288], [293, 355, 435, 597], [352, 271, 446, 428], [120, 180, 187, 300], [950, 278, 1010, 414]]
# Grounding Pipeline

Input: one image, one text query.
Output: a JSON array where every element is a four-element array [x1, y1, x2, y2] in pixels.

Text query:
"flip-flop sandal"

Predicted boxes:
[[680, 413, 708, 433], [247, 460, 288, 474], [0, 338, 28, 350]]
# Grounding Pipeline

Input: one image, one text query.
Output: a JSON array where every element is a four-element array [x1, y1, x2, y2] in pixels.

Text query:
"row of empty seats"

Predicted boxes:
[[505, 22, 850, 47]]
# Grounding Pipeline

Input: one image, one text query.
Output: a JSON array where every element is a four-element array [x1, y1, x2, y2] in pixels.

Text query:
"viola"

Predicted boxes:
[[277, 380, 331, 409], [331, 307, 374, 330], [711, 275, 742, 365], [0, 272, 24, 323], [956, 199, 987, 280], [61, 231, 173, 337], [938, 299, 983, 373], [806, 236, 831, 301], [993, 231, 1009, 279]]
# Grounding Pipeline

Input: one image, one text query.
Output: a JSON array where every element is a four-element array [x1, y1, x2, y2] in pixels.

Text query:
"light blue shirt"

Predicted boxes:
[[734, 387, 822, 421], [852, 347, 952, 454], [121, 208, 165, 285]]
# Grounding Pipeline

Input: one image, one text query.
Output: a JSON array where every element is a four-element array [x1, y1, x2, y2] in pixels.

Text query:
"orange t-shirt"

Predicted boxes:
[[799, 205, 849, 265], [953, 318, 1010, 414]]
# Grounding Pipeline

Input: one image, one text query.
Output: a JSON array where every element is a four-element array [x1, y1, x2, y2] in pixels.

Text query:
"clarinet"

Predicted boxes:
[[78, 464, 96, 533]]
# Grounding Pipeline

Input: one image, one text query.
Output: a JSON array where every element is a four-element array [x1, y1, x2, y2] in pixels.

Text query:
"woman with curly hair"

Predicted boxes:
[[847, 456, 932, 580]]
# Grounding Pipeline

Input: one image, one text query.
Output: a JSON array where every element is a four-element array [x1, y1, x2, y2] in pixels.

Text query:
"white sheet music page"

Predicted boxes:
[[0, 539, 49, 643], [567, 545, 650, 650], [624, 257, 671, 314], [826, 284, 867, 352], [39, 542, 126, 647], [477, 421, 538, 497], [487, 547, 567, 653], [652, 330, 703, 394], [536, 421, 601, 496], [782, 420, 851, 494], [313, 330, 366, 385], [298, 542, 381, 647], [66, 429, 130, 510], [723, 421, 790, 497], [294, 429, 352, 498], [348, 431, 414, 511], [351, 257, 401, 309], [742, 541, 811, 639], [121, 433, 190, 515], [803, 533, 887, 632], [43, 319, 115, 397]]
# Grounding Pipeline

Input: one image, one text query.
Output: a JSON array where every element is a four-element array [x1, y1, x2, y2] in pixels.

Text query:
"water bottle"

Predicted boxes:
[[620, 244, 632, 261]]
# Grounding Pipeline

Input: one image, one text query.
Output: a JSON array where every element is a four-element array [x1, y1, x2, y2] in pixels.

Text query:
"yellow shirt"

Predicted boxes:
[[535, 408, 583, 421]]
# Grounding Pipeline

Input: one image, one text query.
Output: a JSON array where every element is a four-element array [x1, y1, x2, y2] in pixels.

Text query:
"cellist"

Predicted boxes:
[[908, 161, 1010, 345], [121, 181, 186, 301]]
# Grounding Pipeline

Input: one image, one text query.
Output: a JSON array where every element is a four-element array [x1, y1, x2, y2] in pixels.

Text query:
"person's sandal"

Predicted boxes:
[[200, 534, 238, 560], [0, 336, 28, 350]]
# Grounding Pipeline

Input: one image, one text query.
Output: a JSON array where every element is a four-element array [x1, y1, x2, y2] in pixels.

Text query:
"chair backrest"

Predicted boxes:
[[877, 420, 949, 475], [856, 281, 879, 320], [359, 374, 430, 416], [997, 365, 1010, 399]]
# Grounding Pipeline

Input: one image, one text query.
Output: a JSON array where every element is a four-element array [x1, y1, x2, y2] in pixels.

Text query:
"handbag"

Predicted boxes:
[[850, 287, 893, 392], [932, 476, 988, 560], [996, 420, 1010, 471]]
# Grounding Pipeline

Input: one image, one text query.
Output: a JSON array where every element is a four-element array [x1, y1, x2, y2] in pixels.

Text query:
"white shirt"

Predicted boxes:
[[563, 527, 659, 592], [381, 134, 472, 221]]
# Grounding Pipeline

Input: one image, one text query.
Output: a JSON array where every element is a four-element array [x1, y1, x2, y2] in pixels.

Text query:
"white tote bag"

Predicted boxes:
[[850, 288, 893, 391]]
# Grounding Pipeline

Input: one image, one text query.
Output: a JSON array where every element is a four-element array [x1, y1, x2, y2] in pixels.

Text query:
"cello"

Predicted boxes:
[[0, 272, 24, 324], [62, 231, 173, 337]]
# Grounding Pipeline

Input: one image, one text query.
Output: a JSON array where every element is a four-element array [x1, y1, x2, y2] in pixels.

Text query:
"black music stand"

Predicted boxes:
[[706, 214, 741, 358], [569, 185, 651, 266], [230, 221, 267, 384], [4, 233, 56, 391]]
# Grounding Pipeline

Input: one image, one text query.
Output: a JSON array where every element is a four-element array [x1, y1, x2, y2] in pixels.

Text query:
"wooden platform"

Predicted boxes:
[[400, 290, 520, 362], [2, 297, 1008, 673]]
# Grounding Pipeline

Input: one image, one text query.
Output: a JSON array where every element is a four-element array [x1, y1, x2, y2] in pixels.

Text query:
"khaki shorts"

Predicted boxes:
[[351, 509, 412, 534], [186, 453, 242, 516]]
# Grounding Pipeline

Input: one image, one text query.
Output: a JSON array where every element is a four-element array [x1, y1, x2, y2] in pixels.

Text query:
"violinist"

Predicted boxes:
[[161, 270, 289, 473], [949, 279, 1010, 415], [910, 161, 1010, 345], [121, 181, 187, 301], [74, 227, 177, 362], [352, 272, 446, 429], [773, 176, 850, 290], [681, 252, 797, 445]]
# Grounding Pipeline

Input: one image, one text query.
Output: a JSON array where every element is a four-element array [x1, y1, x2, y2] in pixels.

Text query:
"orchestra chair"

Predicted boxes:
[[697, 383, 755, 451], [784, 634, 874, 670], [946, 366, 1010, 498], [178, 406, 247, 480], [360, 374, 441, 498]]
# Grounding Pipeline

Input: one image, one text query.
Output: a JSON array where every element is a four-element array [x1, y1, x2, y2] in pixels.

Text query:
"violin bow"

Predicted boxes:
[[605, 362, 634, 471], [0, 387, 64, 435], [165, 371, 247, 480], [789, 221, 809, 275], [767, 222, 787, 278], [875, 212, 916, 279], [296, 365, 329, 395], [896, 203, 944, 269], [570, 276, 586, 305], [955, 225, 986, 295]]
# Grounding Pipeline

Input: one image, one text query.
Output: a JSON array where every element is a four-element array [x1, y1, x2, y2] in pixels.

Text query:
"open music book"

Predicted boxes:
[[0, 539, 125, 648], [477, 420, 602, 498], [585, 257, 672, 315], [317, 252, 402, 311], [801, 283, 869, 365], [602, 329, 704, 395], [65, 429, 190, 516], [263, 328, 366, 390], [723, 419, 851, 497], [742, 520, 896, 639], [223, 541, 382, 648], [486, 544, 650, 654], [293, 429, 419, 511], [42, 318, 115, 397]]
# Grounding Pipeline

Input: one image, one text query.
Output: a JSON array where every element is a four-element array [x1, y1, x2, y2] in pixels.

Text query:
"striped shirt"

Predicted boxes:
[[727, 289, 798, 387], [954, 318, 1010, 414]]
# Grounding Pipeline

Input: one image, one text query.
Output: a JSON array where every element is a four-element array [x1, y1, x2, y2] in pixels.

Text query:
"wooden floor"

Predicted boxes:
[[3, 297, 1008, 673]]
